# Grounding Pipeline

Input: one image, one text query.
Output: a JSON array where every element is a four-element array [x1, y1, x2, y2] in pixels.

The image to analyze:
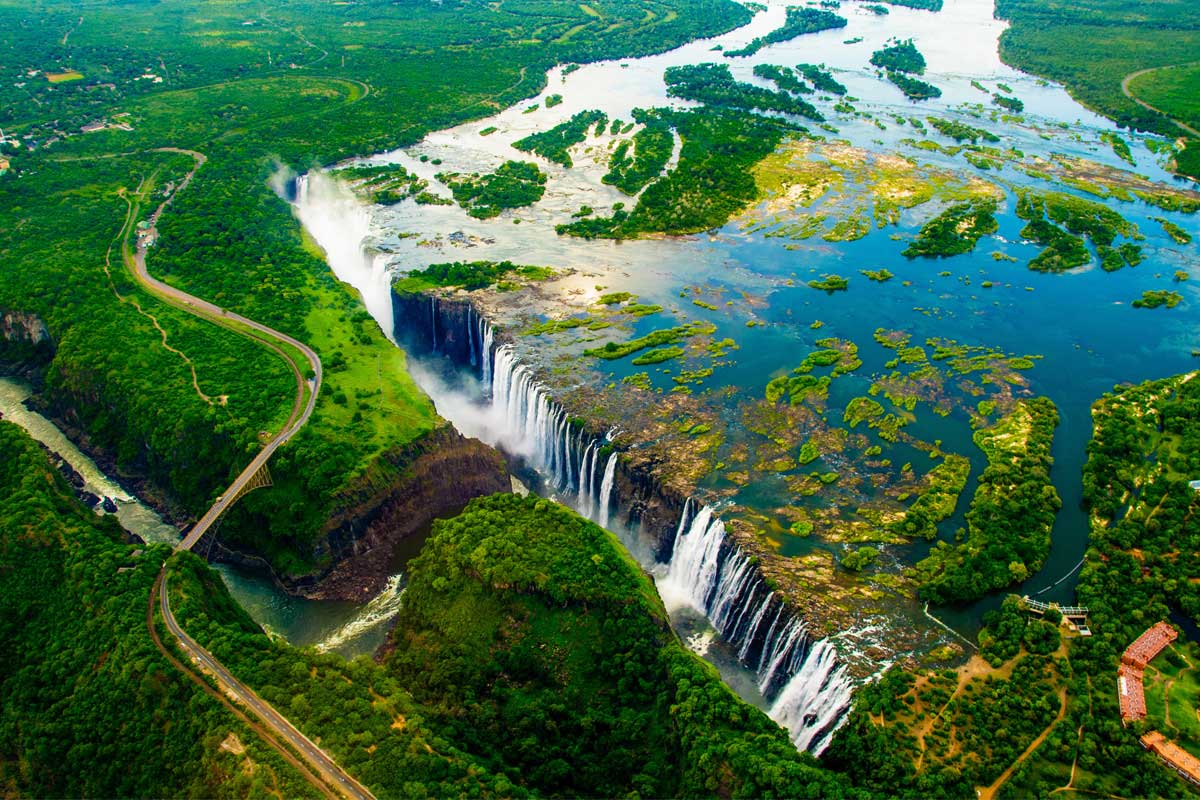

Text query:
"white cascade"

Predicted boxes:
[[597, 452, 618, 529], [314, 573, 406, 653], [291, 172, 395, 341], [660, 501, 855, 755], [769, 640, 854, 754]]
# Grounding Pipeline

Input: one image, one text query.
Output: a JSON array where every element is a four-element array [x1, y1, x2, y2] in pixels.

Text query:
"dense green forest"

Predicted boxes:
[[513, 110, 609, 168], [912, 397, 1061, 603], [826, 373, 1200, 799], [724, 6, 847, 58], [385, 494, 861, 798], [0, 422, 318, 798], [559, 105, 797, 238], [167, 491, 871, 798], [0, 0, 752, 574], [994, 0, 1199, 179]]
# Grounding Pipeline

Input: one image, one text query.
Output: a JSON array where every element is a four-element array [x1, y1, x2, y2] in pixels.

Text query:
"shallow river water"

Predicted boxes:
[[293, 0, 1198, 752]]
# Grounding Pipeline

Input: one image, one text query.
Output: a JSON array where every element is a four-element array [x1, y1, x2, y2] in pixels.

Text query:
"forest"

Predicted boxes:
[[723, 6, 846, 58], [0, 0, 754, 576], [0, 422, 319, 798], [994, 0, 1198, 179], [912, 397, 1061, 604]]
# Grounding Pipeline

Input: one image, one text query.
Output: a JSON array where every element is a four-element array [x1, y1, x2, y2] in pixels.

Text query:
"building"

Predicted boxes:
[[1122, 622, 1178, 670], [1142, 731, 1200, 787]]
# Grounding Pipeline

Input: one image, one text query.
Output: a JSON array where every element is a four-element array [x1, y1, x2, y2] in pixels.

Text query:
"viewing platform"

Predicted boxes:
[[1020, 596, 1091, 635]]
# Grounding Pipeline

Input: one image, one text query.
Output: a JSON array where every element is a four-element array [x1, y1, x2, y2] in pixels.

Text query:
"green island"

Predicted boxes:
[[437, 160, 548, 219], [724, 6, 847, 58], [902, 198, 999, 258], [1132, 290, 1184, 309], [602, 109, 676, 194], [513, 109, 609, 168], [912, 397, 1061, 603]]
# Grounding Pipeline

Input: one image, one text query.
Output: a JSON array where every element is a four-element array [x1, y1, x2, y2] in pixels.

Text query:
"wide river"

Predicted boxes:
[[301, 0, 1196, 637], [6, 0, 1197, 758]]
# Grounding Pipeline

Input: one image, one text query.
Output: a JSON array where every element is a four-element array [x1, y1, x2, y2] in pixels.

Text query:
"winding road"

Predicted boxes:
[[1121, 63, 1200, 139], [120, 148, 323, 553], [123, 150, 372, 799], [156, 572, 374, 800]]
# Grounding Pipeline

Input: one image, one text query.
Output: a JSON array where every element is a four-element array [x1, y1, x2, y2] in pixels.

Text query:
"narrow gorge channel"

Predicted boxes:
[[293, 173, 855, 753]]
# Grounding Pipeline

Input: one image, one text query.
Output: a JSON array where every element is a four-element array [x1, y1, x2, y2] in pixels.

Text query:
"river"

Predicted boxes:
[[0, 376, 401, 659], [292, 0, 1198, 751]]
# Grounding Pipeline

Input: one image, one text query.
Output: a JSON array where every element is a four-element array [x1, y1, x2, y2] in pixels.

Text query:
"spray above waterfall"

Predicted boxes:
[[291, 171, 397, 342], [292, 171, 856, 756]]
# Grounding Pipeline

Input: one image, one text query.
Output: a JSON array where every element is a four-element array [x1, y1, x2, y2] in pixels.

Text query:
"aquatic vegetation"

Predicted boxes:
[[438, 160, 547, 218], [808, 274, 850, 292], [861, 268, 894, 282], [513, 109, 608, 167], [902, 198, 999, 258], [544, 93, 563, 107], [632, 346, 686, 365], [724, 7, 846, 58], [749, 139, 1002, 245], [583, 321, 713, 360], [1153, 216, 1193, 244], [796, 63, 847, 95], [394, 260, 555, 293], [1132, 290, 1183, 309], [844, 396, 885, 427]]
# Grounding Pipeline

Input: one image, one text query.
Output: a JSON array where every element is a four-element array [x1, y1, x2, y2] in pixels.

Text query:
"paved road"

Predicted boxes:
[[1121, 63, 1200, 139], [126, 150, 371, 799], [159, 572, 374, 800], [121, 149, 324, 552]]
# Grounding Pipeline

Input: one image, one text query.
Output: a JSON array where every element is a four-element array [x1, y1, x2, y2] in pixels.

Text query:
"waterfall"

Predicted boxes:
[[430, 295, 438, 352], [291, 172, 395, 341], [396, 299, 854, 755], [597, 452, 617, 529], [659, 501, 855, 755], [481, 317, 494, 388]]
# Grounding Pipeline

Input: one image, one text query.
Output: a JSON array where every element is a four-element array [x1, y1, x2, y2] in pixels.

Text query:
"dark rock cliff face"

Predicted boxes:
[[0, 309, 55, 380], [391, 285, 689, 560], [268, 424, 511, 601], [392, 291, 480, 366]]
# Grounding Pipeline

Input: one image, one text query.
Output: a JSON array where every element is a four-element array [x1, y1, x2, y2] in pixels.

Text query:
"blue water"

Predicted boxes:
[[307, 0, 1200, 654]]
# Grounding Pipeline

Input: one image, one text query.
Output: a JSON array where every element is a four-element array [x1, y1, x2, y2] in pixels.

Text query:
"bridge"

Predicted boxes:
[[1022, 596, 1091, 635], [124, 151, 372, 800]]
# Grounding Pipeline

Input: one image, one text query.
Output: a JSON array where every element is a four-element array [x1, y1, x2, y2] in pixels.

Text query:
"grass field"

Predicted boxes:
[[1144, 641, 1200, 760], [1129, 64, 1200, 131]]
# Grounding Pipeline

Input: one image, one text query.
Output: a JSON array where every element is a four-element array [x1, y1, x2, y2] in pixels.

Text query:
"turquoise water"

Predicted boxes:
[[0, 377, 397, 659], [311, 0, 1199, 654]]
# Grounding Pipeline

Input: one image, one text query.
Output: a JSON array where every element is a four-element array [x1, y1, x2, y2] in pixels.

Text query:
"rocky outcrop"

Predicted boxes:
[[0, 309, 52, 346], [270, 423, 511, 601], [0, 309, 55, 379]]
